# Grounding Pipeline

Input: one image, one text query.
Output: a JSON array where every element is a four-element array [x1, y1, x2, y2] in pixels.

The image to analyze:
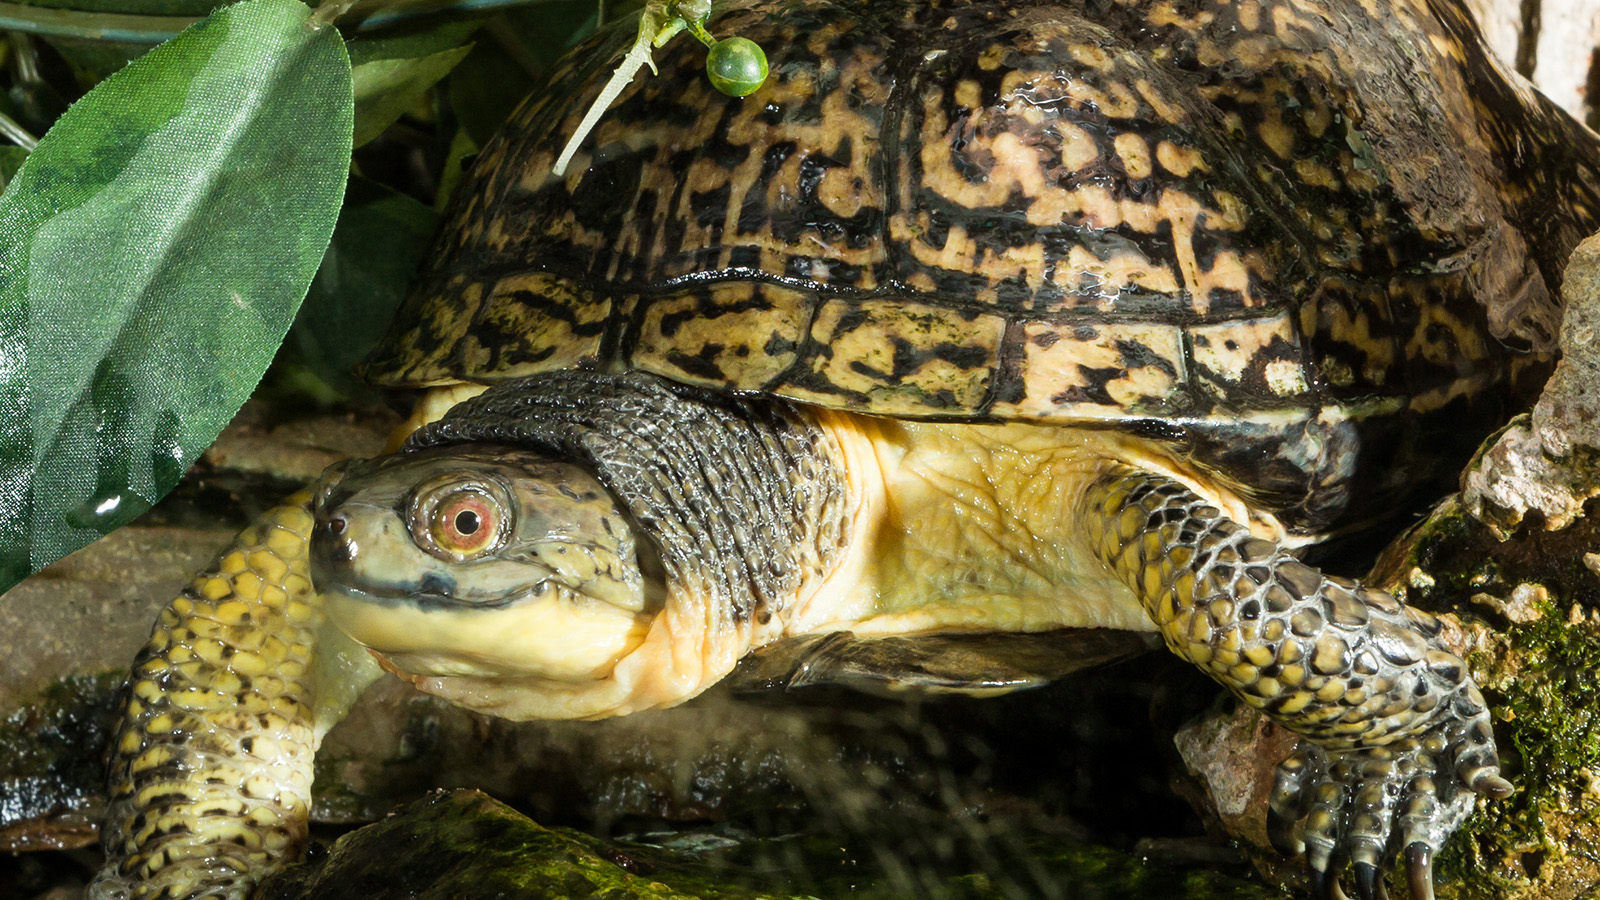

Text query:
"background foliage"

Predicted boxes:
[[0, 0, 613, 592]]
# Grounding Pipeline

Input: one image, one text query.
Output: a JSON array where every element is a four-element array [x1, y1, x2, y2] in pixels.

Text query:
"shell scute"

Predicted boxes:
[[1188, 315, 1308, 403], [627, 282, 814, 389], [786, 299, 1006, 414], [990, 321, 1188, 419]]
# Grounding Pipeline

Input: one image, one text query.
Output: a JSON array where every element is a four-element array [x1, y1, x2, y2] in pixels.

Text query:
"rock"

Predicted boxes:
[[0, 673, 123, 853], [1369, 495, 1600, 896], [1464, 230, 1600, 535], [257, 788, 1280, 900], [1461, 0, 1600, 128], [1172, 701, 1298, 855], [259, 790, 771, 900], [197, 401, 396, 485], [0, 524, 236, 711]]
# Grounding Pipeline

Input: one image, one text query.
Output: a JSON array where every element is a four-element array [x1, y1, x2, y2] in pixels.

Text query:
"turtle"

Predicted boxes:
[[91, 0, 1600, 897]]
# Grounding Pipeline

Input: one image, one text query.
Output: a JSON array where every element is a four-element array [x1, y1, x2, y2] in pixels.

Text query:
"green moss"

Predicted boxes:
[[1374, 498, 1600, 896], [1435, 610, 1600, 895]]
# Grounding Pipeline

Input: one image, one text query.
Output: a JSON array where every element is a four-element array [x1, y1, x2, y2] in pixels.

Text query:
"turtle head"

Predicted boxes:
[[309, 446, 658, 684]]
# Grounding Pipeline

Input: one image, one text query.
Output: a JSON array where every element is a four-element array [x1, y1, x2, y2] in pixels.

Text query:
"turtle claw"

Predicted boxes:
[[1269, 716, 1505, 900], [1309, 864, 1351, 900], [1466, 769, 1514, 799], [1405, 844, 1435, 900], [1352, 861, 1379, 900], [1268, 806, 1304, 857]]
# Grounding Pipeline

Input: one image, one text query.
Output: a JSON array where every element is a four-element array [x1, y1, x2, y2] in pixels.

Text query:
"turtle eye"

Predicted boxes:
[[416, 486, 506, 560]]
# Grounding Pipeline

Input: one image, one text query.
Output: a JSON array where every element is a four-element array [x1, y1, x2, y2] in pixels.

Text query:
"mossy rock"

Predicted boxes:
[[1366, 495, 1600, 898]]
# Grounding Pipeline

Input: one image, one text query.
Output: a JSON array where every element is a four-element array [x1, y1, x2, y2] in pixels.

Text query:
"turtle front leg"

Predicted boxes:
[[1083, 467, 1510, 899], [92, 489, 383, 900]]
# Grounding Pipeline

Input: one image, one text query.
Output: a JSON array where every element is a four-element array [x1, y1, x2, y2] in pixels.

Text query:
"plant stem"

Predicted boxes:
[[0, 109, 37, 151]]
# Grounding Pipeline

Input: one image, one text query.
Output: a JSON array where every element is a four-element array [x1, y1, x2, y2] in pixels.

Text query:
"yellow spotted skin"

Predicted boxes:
[[366, 0, 1600, 537], [95, 494, 347, 900], [1083, 467, 1503, 874], [1086, 469, 1481, 748]]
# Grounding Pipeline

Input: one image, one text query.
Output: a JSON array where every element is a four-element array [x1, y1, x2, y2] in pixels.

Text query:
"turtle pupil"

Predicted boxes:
[[455, 510, 481, 536]]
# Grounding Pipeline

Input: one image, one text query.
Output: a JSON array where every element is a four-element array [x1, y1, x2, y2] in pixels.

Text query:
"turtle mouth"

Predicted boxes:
[[321, 566, 611, 613], [321, 563, 654, 682]]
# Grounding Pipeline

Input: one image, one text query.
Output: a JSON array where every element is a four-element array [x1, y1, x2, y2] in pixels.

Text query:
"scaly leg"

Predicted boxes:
[[1084, 467, 1510, 900], [92, 491, 382, 900]]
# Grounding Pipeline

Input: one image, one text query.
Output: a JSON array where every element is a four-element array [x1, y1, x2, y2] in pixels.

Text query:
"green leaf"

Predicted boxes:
[[347, 18, 478, 147], [0, 0, 353, 592], [352, 41, 473, 147], [346, 17, 481, 67], [290, 176, 440, 395], [433, 125, 478, 211], [0, 146, 29, 191]]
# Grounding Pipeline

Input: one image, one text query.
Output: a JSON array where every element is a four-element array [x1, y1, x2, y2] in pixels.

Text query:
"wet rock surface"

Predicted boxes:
[[259, 789, 1278, 900], [1372, 497, 1600, 897]]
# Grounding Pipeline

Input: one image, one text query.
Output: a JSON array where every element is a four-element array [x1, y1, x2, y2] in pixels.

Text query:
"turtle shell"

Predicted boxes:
[[367, 0, 1600, 534]]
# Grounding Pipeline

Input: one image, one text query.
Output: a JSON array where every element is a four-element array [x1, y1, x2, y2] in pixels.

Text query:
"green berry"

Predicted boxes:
[[706, 37, 768, 98]]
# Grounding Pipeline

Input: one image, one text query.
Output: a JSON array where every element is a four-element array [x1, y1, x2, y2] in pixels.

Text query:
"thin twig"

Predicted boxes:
[[0, 109, 38, 151], [9, 31, 39, 85]]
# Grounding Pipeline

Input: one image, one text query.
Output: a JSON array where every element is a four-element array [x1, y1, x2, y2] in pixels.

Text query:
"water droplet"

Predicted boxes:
[[151, 409, 186, 488], [66, 489, 151, 532]]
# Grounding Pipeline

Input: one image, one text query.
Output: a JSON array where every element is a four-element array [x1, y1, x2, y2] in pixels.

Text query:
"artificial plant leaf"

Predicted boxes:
[[290, 176, 440, 395], [433, 125, 478, 211], [0, 146, 28, 191], [25, 0, 238, 85], [346, 16, 481, 67], [0, 0, 353, 592], [351, 41, 473, 146], [347, 18, 480, 148]]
